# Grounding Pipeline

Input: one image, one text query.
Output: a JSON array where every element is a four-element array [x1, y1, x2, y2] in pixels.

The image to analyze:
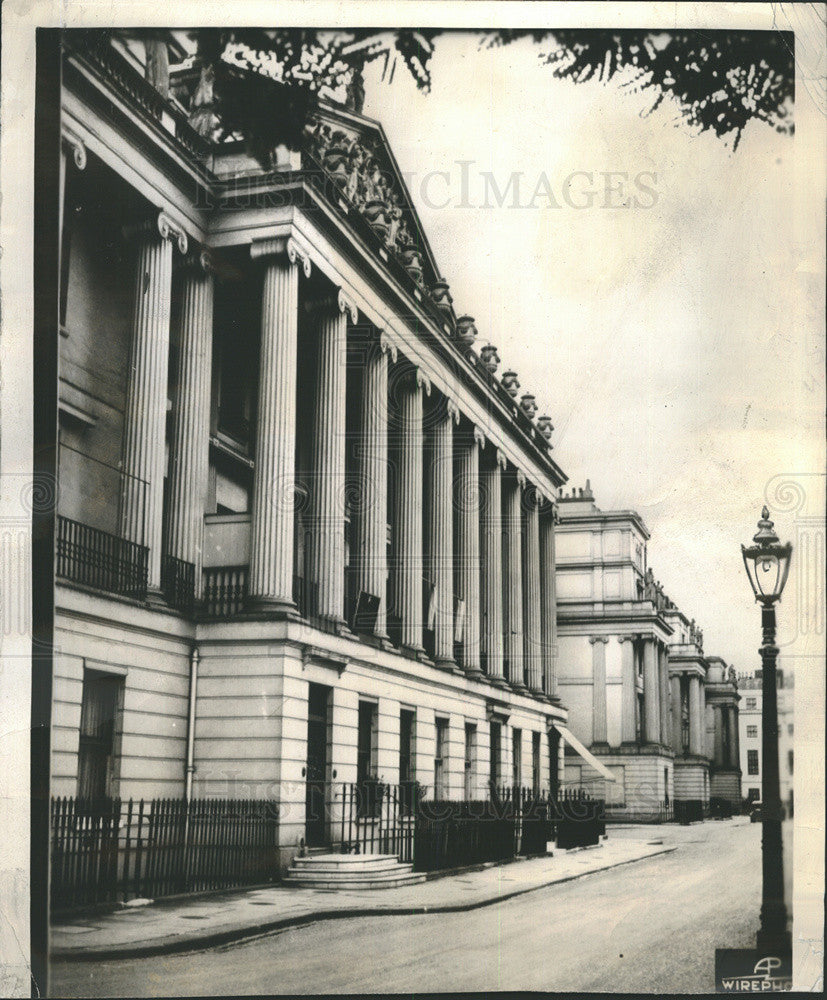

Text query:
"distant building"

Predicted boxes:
[[703, 657, 742, 807], [555, 483, 741, 818], [737, 669, 794, 815]]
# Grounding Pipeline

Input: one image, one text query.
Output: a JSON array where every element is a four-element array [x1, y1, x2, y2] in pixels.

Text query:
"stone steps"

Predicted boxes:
[[284, 853, 426, 890]]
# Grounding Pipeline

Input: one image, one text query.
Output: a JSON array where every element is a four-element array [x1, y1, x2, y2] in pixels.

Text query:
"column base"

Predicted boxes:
[[359, 631, 394, 652], [434, 658, 464, 676], [314, 614, 352, 638], [244, 595, 302, 619], [400, 643, 426, 661], [487, 675, 510, 689], [145, 587, 167, 609], [462, 666, 486, 682], [508, 679, 530, 694]]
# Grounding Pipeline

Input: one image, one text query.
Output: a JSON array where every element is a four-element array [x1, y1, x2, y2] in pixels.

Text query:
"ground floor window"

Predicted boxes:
[[434, 717, 449, 800], [357, 700, 378, 784], [490, 721, 502, 788], [532, 731, 541, 795], [512, 728, 522, 789], [464, 723, 476, 800], [77, 670, 124, 799]]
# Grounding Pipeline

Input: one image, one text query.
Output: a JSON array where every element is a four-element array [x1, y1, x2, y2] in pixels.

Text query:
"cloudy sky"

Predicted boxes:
[[361, 29, 822, 675]]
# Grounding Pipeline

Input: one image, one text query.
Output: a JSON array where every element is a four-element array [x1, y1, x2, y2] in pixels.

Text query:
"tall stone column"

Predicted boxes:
[[353, 332, 393, 638], [713, 704, 724, 766], [120, 211, 187, 589], [480, 449, 507, 686], [428, 397, 459, 668], [165, 250, 214, 591], [248, 237, 309, 611], [659, 643, 671, 749], [523, 487, 543, 693], [455, 426, 484, 678], [394, 366, 429, 653], [540, 502, 559, 700], [307, 290, 357, 627], [728, 705, 740, 769], [619, 635, 637, 743], [670, 674, 682, 752], [502, 470, 526, 691], [643, 638, 661, 745], [591, 637, 609, 744], [689, 675, 703, 756]]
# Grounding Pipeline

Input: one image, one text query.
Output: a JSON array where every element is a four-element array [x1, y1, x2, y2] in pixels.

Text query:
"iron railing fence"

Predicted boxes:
[[160, 554, 196, 615], [56, 515, 149, 600], [495, 784, 554, 856], [50, 796, 279, 913], [553, 788, 606, 848], [413, 799, 516, 872], [604, 799, 674, 824], [338, 782, 605, 869], [338, 781, 417, 862], [674, 800, 707, 824]]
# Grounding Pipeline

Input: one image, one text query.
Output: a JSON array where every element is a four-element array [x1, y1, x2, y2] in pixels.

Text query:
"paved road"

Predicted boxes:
[[53, 820, 785, 996]]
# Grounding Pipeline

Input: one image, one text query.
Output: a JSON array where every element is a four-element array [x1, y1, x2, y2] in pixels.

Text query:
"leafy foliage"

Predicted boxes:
[[485, 29, 794, 149], [130, 28, 793, 164]]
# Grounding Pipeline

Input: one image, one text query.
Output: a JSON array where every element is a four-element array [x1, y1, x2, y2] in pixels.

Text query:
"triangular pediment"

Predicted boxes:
[[303, 103, 447, 303]]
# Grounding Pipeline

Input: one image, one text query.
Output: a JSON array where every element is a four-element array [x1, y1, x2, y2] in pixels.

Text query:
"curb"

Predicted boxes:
[[52, 846, 675, 962]]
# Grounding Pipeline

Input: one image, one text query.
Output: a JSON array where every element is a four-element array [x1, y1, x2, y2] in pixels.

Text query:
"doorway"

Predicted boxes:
[[305, 683, 331, 847]]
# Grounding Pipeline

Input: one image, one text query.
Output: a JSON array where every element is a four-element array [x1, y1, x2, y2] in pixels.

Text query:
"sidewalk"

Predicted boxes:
[[52, 836, 674, 961]]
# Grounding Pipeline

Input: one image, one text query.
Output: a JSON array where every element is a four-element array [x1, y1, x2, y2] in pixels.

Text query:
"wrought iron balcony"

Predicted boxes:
[[160, 554, 196, 615], [56, 515, 148, 600]]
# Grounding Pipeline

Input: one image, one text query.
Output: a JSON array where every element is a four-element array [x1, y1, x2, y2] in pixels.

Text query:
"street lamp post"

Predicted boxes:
[[741, 506, 793, 955]]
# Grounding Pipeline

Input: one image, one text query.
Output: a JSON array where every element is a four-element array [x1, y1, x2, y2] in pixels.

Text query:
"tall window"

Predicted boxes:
[[512, 729, 522, 789], [77, 670, 123, 799], [357, 701, 378, 784], [747, 725, 758, 738], [787, 750, 794, 775], [746, 697, 757, 710], [532, 731, 541, 795], [680, 680, 690, 753], [399, 709, 415, 784], [399, 708, 416, 814], [434, 718, 449, 800], [464, 723, 477, 801], [490, 721, 502, 788], [747, 749, 759, 775]]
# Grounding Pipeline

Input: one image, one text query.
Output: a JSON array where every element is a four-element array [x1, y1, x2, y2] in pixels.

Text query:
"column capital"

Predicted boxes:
[[123, 210, 188, 254], [416, 368, 432, 396], [515, 468, 527, 489], [495, 448, 508, 470], [590, 635, 610, 645], [617, 634, 635, 644], [250, 234, 312, 276], [378, 329, 398, 363], [473, 425, 486, 449], [306, 287, 359, 323], [446, 398, 462, 425], [61, 129, 87, 170], [181, 247, 216, 275]]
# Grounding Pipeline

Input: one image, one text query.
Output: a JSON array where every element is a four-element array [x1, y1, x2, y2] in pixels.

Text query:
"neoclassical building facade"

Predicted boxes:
[[52, 31, 576, 868], [554, 483, 741, 817]]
